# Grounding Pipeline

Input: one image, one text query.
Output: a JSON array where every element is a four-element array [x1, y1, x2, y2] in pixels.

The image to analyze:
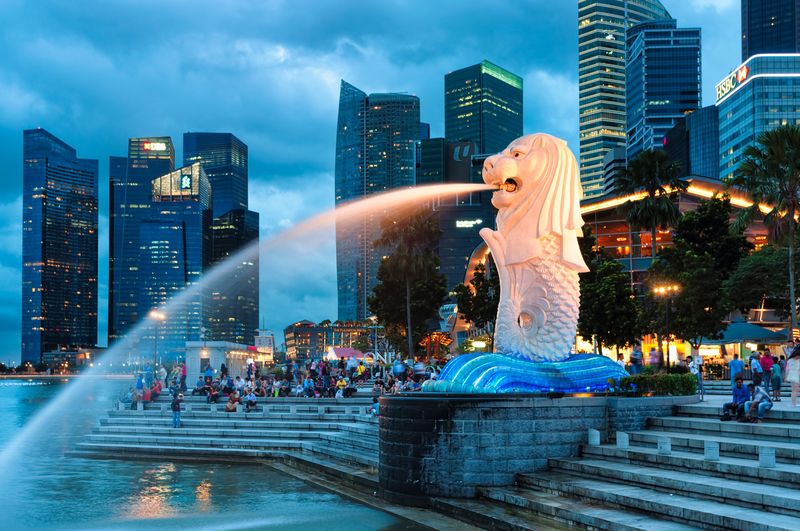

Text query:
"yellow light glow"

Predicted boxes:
[[472, 340, 487, 349]]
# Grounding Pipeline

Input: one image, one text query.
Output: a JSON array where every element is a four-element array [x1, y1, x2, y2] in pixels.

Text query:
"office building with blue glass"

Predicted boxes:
[[335, 80, 420, 321], [664, 105, 720, 179], [742, 0, 800, 60], [626, 19, 701, 160], [109, 137, 175, 343], [718, 54, 800, 181], [139, 163, 212, 362], [22, 129, 99, 364], [183, 132, 259, 345]]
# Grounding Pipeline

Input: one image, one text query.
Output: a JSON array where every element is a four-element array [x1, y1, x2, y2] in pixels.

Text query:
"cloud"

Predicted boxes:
[[523, 69, 579, 149], [690, 0, 736, 13]]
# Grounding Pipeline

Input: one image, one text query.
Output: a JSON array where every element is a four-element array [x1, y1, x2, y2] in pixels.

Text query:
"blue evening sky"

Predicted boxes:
[[0, 0, 739, 360]]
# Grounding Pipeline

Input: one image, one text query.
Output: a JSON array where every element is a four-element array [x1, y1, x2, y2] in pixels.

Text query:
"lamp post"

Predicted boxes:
[[652, 284, 680, 368], [148, 310, 166, 369]]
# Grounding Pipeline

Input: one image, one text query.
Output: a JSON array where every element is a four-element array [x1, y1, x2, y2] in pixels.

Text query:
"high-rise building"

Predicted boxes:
[[109, 137, 174, 343], [625, 19, 701, 160], [417, 138, 494, 293], [183, 132, 259, 345], [334, 80, 420, 321], [664, 105, 720, 179], [742, 0, 800, 60], [183, 132, 248, 217], [602, 147, 627, 196], [718, 54, 800, 181], [444, 60, 523, 155], [22, 128, 99, 364], [209, 209, 259, 345], [578, 0, 671, 198], [139, 163, 212, 362]]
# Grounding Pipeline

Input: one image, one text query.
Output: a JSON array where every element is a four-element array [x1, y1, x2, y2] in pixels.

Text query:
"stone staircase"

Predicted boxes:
[[73, 395, 379, 471], [434, 398, 800, 530], [704, 379, 793, 398]]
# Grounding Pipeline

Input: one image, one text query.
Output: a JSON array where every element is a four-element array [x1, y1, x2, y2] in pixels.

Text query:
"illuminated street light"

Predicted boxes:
[[148, 309, 167, 368], [652, 283, 681, 368]]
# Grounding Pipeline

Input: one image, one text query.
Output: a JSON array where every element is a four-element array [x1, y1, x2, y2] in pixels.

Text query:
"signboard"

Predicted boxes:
[[142, 141, 168, 151], [456, 219, 483, 229], [180, 174, 192, 190], [716, 64, 750, 103]]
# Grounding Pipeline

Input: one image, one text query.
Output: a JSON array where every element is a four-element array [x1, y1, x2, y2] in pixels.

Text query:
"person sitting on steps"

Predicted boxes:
[[742, 383, 773, 423], [721, 376, 749, 421]]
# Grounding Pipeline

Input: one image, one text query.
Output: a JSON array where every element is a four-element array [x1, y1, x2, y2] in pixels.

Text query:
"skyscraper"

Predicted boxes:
[[742, 0, 800, 60], [22, 128, 99, 364], [578, 0, 671, 198], [626, 19, 701, 159], [109, 137, 174, 343], [444, 60, 523, 155], [209, 209, 259, 345], [335, 80, 420, 321], [182, 132, 259, 345], [718, 54, 800, 181], [183, 132, 248, 217], [139, 163, 212, 362], [664, 105, 720, 179]]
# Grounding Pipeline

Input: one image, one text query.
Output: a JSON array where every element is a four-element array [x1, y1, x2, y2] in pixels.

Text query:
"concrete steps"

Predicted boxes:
[[516, 471, 800, 530], [703, 381, 792, 397], [677, 403, 800, 423], [647, 415, 800, 442]]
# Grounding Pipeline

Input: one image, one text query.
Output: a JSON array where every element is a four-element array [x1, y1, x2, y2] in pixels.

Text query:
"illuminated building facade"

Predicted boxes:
[[625, 19, 701, 160], [717, 54, 800, 181], [742, 0, 800, 60], [109, 137, 175, 343], [22, 128, 98, 364], [664, 105, 720, 179], [209, 209, 259, 345], [183, 132, 248, 217], [138, 163, 212, 362], [581, 176, 767, 290], [417, 139, 494, 293], [444, 60, 523, 155], [335, 80, 420, 321], [578, 0, 671, 198], [283, 320, 372, 360]]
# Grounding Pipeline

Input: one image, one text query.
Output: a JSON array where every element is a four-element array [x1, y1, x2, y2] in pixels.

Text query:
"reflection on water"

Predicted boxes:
[[0, 381, 420, 530]]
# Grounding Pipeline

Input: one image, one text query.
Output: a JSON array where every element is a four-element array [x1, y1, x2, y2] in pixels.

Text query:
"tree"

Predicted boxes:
[[729, 125, 800, 339], [614, 149, 688, 261], [453, 261, 499, 331], [725, 244, 798, 318], [577, 258, 640, 354], [368, 209, 448, 357]]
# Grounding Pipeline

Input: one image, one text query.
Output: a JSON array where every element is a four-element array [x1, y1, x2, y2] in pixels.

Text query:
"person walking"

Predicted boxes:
[[171, 393, 183, 428], [749, 353, 764, 387], [728, 354, 744, 389], [687, 355, 704, 401], [785, 346, 800, 407], [179, 362, 187, 391], [761, 350, 774, 396], [630, 345, 644, 375]]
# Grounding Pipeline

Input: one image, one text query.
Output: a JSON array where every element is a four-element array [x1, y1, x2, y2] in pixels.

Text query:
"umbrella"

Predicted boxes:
[[701, 319, 786, 345]]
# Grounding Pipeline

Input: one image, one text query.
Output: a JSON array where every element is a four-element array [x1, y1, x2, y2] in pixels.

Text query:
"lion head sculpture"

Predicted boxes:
[[481, 133, 588, 272]]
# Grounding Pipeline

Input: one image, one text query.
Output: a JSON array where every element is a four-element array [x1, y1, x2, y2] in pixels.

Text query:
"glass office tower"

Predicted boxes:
[[742, 0, 800, 60], [209, 209, 259, 345], [334, 80, 420, 321], [444, 60, 523, 155], [139, 163, 212, 362], [109, 137, 175, 343], [22, 128, 98, 364], [718, 54, 800, 181], [626, 19, 701, 160], [578, 0, 671, 198], [183, 132, 248, 217], [664, 105, 720, 179]]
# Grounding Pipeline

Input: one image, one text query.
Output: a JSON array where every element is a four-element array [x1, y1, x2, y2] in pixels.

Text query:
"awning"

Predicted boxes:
[[701, 320, 786, 345]]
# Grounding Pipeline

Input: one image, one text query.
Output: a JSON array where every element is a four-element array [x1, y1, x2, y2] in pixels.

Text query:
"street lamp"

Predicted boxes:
[[149, 309, 166, 368], [652, 284, 680, 368]]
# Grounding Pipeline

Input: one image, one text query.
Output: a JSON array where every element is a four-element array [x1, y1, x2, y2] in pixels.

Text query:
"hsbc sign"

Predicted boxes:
[[716, 64, 750, 103]]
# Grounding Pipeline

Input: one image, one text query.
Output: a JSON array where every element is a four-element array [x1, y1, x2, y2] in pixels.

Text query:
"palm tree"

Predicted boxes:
[[614, 149, 688, 262], [729, 125, 800, 340], [374, 209, 442, 357], [614, 149, 688, 357]]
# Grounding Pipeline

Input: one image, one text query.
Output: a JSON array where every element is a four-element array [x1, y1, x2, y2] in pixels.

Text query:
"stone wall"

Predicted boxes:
[[379, 393, 698, 505]]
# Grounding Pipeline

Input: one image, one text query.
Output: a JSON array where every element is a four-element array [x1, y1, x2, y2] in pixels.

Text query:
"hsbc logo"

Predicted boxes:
[[716, 64, 751, 103]]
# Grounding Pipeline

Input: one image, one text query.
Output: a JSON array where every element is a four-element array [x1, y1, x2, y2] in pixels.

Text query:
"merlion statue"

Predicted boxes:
[[480, 133, 588, 361], [424, 133, 628, 393]]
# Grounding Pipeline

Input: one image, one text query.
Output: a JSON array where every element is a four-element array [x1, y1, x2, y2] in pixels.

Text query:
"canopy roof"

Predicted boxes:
[[702, 320, 786, 345]]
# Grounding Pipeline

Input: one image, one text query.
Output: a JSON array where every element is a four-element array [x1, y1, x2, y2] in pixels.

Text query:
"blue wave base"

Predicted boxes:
[[422, 353, 629, 393]]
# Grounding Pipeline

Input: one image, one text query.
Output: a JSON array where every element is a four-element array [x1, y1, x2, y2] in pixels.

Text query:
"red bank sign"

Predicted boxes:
[[716, 64, 750, 103]]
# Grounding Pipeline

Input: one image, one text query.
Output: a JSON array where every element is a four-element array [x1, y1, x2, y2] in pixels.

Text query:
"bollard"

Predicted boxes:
[[587, 429, 601, 446], [118, 402, 126, 411], [616, 432, 629, 449], [209, 404, 217, 413], [236, 404, 243, 414], [160, 403, 168, 413], [657, 437, 672, 455], [704, 441, 720, 461], [759, 447, 776, 468], [185, 403, 192, 412], [136, 401, 144, 412]]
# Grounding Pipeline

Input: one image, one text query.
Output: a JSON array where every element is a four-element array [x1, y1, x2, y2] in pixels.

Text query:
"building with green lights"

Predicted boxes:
[[444, 60, 523, 155]]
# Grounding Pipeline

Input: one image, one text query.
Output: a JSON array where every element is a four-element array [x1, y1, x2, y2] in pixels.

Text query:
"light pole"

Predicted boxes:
[[652, 284, 680, 368], [149, 310, 166, 369]]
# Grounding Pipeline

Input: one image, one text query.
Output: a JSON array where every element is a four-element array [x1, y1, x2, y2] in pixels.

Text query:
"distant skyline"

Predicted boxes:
[[0, 0, 740, 360]]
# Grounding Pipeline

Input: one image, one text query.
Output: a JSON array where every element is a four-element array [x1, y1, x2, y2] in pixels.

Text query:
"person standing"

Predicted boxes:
[[630, 345, 644, 375], [728, 354, 744, 389], [771, 356, 783, 401], [158, 364, 168, 388], [171, 393, 183, 428], [749, 353, 764, 387], [785, 346, 800, 407], [648, 347, 660, 370], [179, 362, 187, 391], [687, 355, 704, 401], [761, 350, 774, 395]]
